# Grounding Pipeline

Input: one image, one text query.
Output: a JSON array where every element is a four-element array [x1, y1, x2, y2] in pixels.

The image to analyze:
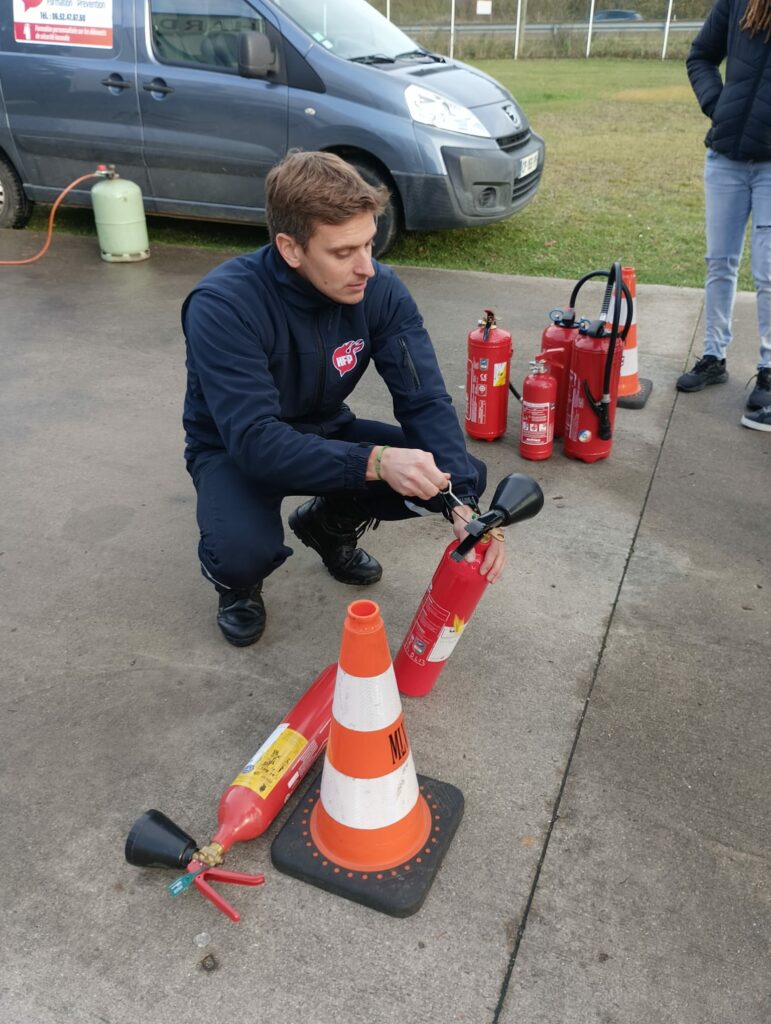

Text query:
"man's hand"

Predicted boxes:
[[367, 445, 450, 500], [450, 504, 506, 583]]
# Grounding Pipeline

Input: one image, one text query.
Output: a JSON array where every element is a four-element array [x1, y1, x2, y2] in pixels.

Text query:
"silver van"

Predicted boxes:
[[0, 0, 544, 254]]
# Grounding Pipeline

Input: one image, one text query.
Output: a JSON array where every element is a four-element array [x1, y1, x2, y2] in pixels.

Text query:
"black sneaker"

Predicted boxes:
[[676, 355, 728, 392], [289, 496, 382, 585], [746, 367, 771, 410], [216, 584, 266, 647], [740, 406, 771, 432]]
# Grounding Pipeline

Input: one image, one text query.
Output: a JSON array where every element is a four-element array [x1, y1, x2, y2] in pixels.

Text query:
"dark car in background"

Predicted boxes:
[[593, 10, 644, 21]]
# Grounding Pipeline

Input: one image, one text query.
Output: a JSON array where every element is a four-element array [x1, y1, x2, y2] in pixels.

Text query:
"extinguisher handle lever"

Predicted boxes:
[[451, 510, 504, 561], [190, 861, 266, 924], [579, 319, 607, 338]]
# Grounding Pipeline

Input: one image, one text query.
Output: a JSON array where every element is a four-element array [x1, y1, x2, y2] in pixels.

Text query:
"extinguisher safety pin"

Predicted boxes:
[[443, 482, 463, 508], [443, 484, 479, 519]]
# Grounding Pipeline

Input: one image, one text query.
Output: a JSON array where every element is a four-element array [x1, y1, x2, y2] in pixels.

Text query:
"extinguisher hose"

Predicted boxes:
[[599, 261, 624, 440], [580, 262, 633, 440], [568, 268, 613, 310], [0, 169, 107, 266]]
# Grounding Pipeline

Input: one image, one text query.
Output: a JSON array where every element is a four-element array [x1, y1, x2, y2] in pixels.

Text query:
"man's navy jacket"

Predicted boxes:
[[687, 0, 771, 162], [182, 245, 480, 499]]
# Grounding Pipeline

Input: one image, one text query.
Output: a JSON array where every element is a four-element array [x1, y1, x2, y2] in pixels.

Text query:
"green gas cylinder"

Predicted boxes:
[[90, 168, 150, 263]]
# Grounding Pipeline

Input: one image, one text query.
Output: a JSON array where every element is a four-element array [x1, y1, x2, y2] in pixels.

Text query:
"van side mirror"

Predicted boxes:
[[239, 31, 279, 79]]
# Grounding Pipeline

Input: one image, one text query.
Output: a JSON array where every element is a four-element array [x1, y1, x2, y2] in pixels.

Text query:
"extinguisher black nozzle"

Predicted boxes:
[[489, 474, 545, 526], [124, 809, 198, 869]]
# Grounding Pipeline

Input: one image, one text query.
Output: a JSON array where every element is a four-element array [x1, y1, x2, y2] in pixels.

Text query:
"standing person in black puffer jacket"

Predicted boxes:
[[677, 0, 771, 431]]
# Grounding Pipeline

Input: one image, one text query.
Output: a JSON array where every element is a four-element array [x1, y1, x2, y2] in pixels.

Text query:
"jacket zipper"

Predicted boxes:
[[314, 317, 328, 412], [399, 337, 421, 390]]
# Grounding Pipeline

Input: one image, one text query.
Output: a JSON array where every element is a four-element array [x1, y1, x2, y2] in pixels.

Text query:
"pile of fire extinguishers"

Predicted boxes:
[[465, 261, 644, 464]]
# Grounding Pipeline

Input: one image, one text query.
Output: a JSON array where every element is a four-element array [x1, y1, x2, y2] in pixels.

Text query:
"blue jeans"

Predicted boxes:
[[703, 149, 771, 369]]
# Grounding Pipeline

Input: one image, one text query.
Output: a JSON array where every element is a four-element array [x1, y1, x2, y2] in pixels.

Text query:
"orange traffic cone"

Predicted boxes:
[[615, 266, 653, 409], [271, 599, 464, 917]]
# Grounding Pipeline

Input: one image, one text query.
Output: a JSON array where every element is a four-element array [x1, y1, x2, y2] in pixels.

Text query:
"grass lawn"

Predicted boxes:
[[389, 59, 724, 289], [28, 58, 744, 289]]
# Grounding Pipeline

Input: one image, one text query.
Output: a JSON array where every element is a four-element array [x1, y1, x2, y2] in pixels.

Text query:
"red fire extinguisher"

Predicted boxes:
[[200, 663, 337, 860], [125, 663, 337, 921], [538, 269, 620, 438], [563, 262, 633, 464], [519, 359, 557, 460], [465, 308, 513, 441], [394, 474, 544, 697]]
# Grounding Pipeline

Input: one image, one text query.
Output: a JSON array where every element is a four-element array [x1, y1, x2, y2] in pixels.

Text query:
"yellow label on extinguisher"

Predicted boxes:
[[231, 724, 308, 798]]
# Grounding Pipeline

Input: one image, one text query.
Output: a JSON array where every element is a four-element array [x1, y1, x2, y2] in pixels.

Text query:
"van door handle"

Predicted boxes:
[[143, 78, 174, 96], [101, 74, 132, 91]]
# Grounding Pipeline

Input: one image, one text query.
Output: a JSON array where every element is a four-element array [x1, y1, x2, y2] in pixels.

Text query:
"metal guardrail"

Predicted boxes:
[[401, 20, 703, 35]]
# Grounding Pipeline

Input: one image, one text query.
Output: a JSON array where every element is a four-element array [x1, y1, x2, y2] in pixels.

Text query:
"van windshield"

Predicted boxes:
[[274, 0, 431, 61]]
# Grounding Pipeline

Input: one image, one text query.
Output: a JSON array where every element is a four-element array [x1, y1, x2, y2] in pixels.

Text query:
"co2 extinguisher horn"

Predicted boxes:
[[452, 473, 544, 561], [579, 262, 633, 441]]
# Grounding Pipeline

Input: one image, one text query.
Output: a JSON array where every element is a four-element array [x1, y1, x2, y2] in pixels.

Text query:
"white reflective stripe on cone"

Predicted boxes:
[[332, 665, 403, 732], [620, 346, 639, 376], [319, 753, 420, 830]]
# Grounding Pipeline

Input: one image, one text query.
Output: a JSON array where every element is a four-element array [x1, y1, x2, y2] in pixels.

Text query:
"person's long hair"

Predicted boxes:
[[740, 0, 771, 40]]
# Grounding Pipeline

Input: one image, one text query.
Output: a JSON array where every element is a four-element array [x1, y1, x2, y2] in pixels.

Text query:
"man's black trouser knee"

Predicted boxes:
[[187, 418, 487, 591]]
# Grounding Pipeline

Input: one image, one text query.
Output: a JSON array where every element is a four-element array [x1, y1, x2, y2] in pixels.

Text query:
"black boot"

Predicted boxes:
[[216, 584, 266, 647], [288, 497, 382, 585]]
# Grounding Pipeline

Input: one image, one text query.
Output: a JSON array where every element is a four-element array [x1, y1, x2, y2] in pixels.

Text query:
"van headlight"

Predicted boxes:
[[405, 84, 491, 138]]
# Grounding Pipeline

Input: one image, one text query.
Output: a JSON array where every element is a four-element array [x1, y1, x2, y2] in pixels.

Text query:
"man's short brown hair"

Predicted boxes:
[[266, 151, 389, 248]]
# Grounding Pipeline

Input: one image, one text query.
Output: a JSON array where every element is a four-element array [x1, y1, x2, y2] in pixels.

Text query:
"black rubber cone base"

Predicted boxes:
[[618, 377, 653, 409], [271, 775, 464, 918], [125, 809, 198, 869]]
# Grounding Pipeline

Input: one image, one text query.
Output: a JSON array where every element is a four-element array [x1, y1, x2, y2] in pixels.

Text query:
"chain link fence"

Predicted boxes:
[[368, 1, 714, 59]]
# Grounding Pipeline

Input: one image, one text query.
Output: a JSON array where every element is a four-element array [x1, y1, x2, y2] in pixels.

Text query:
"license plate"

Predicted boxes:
[[519, 151, 538, 178]]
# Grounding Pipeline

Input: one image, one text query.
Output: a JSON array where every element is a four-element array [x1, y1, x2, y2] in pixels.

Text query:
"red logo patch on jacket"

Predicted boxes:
[[332, 339, 365, 377]]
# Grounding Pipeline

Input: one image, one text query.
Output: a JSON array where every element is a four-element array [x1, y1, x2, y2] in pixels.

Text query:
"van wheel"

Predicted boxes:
[[345, 158, 402, 258], [0, 156, 33, 229]]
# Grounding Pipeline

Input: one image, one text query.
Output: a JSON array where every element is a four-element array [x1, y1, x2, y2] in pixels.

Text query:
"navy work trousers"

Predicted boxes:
[[187, 418, 487, 591]]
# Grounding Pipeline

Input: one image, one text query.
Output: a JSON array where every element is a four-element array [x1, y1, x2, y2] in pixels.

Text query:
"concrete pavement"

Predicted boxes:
[[1, 230, 768, 1024]]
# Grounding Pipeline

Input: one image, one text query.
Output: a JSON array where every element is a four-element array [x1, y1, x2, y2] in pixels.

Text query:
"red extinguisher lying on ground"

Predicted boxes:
[[563, 262, 633, 463], [124, 664, 337, 922], [394, 473, 544, 697]]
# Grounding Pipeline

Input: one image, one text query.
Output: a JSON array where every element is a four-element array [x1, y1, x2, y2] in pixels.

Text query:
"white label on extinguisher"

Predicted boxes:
[[493, 361, 508, 386], [428, 624, 463, 662], [520, 401, 554, 446]]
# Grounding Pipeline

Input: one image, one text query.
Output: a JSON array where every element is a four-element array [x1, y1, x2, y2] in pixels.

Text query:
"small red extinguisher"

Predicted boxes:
[[563, 262, 633, 464], [394, 474, 544, 697], [465, 309, 513, 441], [519, 359, 556, 461]]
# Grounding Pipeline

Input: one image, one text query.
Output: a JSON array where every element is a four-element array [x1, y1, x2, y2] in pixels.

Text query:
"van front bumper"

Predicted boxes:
[[395, 132, 545, 232]]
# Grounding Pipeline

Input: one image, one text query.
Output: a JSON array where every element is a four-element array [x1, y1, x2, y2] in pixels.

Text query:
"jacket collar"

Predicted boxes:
[[266, 244, 338, 313]]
